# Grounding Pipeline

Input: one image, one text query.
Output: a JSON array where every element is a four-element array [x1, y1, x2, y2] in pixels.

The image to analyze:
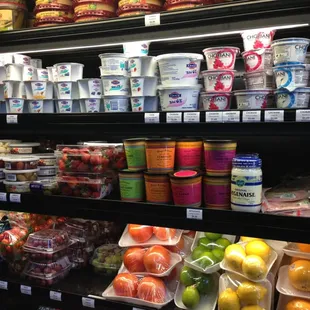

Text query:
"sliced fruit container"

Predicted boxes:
[[4, 168, 38, 182], [4, 156, 39, 170]]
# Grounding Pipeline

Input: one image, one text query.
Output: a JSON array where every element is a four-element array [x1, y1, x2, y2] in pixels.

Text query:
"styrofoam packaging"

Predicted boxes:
[[27, 99, 54, 113], [200, 92, 232, 110], [36, 68, 49, 81], [283, 242, 310, 260], [130, 76, 158, 96], [77, 79, 102, 98], [5, 98, 25, 113], [101, 76, 130, 96], [47, 66, 58, 82], [99, 53, 128, 76], [203, 47, 240, 70], [0, 66, 6, 83], [55, 63, 84, 82], [201, 70, 236, 92], [79, 98, 101, 113], [3, 81, 24, 99], [276, 294, 304, 310], [157, 53, 203, 86], [234, 89, 273, 109], [130, 96, 158, 112], [242, 48, 273, 73], [24, 81, 53, 100], [103, 96, 129, 112], [272, 37, 310, 66], [5, 64, 23, 81], [275, 87, 310, 108], [241, 29, 276, 51], [55, 81, 79, 99], [128, 56, 157, 77], [158, 85, 201, 111], [30, 59, 42, 69], [123, 41, 150, 57], [244, 70, 274, 89], [0, 54, 14, 66]]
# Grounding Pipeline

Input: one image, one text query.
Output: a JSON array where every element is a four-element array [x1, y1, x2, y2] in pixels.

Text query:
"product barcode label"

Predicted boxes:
[[264, 110, 284, 122], [242, 111, 261, 122], [10, 193, 21, 203], [184, 112, 200, 123], [166, 112, 182, 123], [50, 291, 62, 301], [82, 297, 95, 308], [186, 208, 203, 220], [144, 113, 160, 123], [0, 281, 8, 290], [6, 174, 16, 181], [296, 110, 310, 122], [0, 192, 7, 202], [144, 13, 160, 27], [205, 111, 223, 123], [20, 285, 31, 295], [223, 111, 240, 123], [6, 115, 18, 124]]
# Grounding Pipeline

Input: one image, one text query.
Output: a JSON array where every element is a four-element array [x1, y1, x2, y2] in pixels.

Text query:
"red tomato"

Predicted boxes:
[[123, 247, 146, 273], [113, 273, 139, 297], [137, 276, 166, 303], [128, 224, 153, 243], [153, 227, 176, 241], [143, 245, 171, 274]]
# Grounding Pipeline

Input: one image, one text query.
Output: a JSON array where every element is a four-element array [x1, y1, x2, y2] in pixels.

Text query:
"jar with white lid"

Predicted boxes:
[[231, 154, 262, 213]]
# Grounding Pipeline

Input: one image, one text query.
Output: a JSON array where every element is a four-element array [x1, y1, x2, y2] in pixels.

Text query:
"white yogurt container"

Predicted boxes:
[[244, 70, 274, 89], [77, 79, 102, 98], [5, 64, 23, 81], [242, 48, 273, 73], [200, 92, 232, 110], [24, 81, 53, 100], [47, 66, 58, 82], [0, 85, 4, 102], [55, 81, 79, 99], [241, 29, 276, 51], [128, 56, 157, 77], [275, 87, 310, 108], [55, 99, 74, 113], [305, 64, 310, 87], [3, 81, 25, 99], [0, 54, 13, 66], [273, 64, 307, 91], [55, 63, 84, 82], [271, 38, 310, 66], [130, 76, 157, 96], [79, 98, 101, 113], [0, 66, 6, 83], [13, 54, 31, 65], [101, 76, 130, 96], [123, 41, 150, 57], [201, 70, 236, 92], [158, 85, 201, 111], [36, 68, 49, 81], [27, 100, 54, 113], [103, 96, 129, 112], [234, 89, 273, 109], [5, 98, 25, 113], [130, 96, 158, 112], [23, 65, 37, 81], [99, 53, 128, 76], [30, 58, 42, 69], [157, 53, 203, 86], [203, 47, 240, 70]]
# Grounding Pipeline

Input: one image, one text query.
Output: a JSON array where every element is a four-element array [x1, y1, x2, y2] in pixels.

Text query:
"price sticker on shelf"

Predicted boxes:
[[144, 113, 160, 123], [20, 285, 32, 295], [0, 281, 8, 290], [166, 112, 182, 123], [205, 111, 223, 123], [184, 112, 200, 123], [264, 110, 284, 122], [223, 111, 240, 123], [0, 192, 7, 202], [296, 110, 310, 122], [242, 111, 261, 122], [6, 115, 18, 124], [144, 13, 160, 27], [82, 297, 95, 308], [9, 193, 21, 203], [50, 291, 62, 301], [186, 208, 203, 220]]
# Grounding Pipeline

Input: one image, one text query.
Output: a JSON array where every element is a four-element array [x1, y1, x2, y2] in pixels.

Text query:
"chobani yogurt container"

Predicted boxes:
[[101, 76, 129, 96], [123, 41, 150, 57], [234, 89, 273, 109], [201, 70, 236, 92], [77, 78, 102, 98], [242, 48, 272, 73], [24, 81, 53, 100], [103, 96, 129, 112], [79, 98, 101, 113], [99, 53, 128, 76], [55, 63, 84, 82], [203, 47, 240, 70], [5, 98, 25, 113], [130, 76, 157, 96], [200, 92, 232, 110], [244, 70, 273, 89], [55, 81, 78, 99], [271, 38, 310, 66], [158, 85, 201, 111], [157, 53, 203, 86], [241, 28, 276, 51], [275, 88, 310, 108], [128, 56, 157, 77]]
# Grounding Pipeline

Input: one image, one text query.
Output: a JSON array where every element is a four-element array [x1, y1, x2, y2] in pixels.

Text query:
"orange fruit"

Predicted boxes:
[[153, 227, 176, 241], [143, 245, 171, 274], [286, 298, 310, 309], [113, 273, 139, 297], [137, 276, 166, 303], [288, 260, 310, 292], [297, 243, 310, 253], [128, 224, 153, 243], [123, 247, 146, 273]]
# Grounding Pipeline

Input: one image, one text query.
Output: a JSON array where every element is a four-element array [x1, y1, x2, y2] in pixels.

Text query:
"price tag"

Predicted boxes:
[[20, 285, 31, 295], [0, 192, 7, 202], [10, 193, 21, 203], [166, 112, 182, 123], [82, 297, 95, 308], [144, 13, 160, 27], [144, 113, 159, 123], [296, 110, 310, 122], [223, 111, 240, 123], [6, 115, 18, 124], [186, 208, 203, 220], [205, 111, 223, 123], [50, 291, 62, 301], [264, 110, 284, 122], [242, 111, 261, 122], [184, 112, 200, 123], [0, 281, 8, 290]]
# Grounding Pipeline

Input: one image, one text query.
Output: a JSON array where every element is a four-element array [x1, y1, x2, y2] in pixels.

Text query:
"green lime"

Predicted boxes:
[[192, 245, 207, 261], [180, 266, 197, 287], [215, 238, 231, 250], [205, 232, 222, 240], [198, 251, 217, 269], [212, 248, 225, 263], [198, 237, 212, 250], [182, 285, 200, 308], [196, 274, 214, 294]]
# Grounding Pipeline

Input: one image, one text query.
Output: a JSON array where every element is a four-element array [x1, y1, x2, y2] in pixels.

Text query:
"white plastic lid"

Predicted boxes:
[[98, 53, 127, 58], [3, 180, 31, 185], [233, 89, 273, 95], [156, 53, 203, 61], [100, 75, 129, 79], [271, 37, 310, 46], [9, 143, 40, 147], [4, 156, 39, 162], [157, 85, 202, 90], [4, 168, 39, 173], [203, 46, 240, 52], [55, 63, 84, 67], [201, 69, 236, 74]]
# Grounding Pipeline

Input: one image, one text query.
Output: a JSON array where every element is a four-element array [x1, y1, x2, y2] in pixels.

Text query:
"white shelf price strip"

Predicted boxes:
[[82, 297, 95, 308], [166, 112, 182, 123], [296, 109, 310, 122], [242, 110, 261, 122], [264, 110, 284, 122], [144, 113, 159, 123], [205, 111, 223, 123]]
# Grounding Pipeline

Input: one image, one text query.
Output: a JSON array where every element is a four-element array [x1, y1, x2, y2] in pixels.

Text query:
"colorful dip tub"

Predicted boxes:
[[123, 138, 146, 170], [200, 92, 232, 110], [241, 29, 276, 51], [175, 138, 202, 169], [169, 170, 202, 207], [201, 70, 236, 92], [145, 138, 176, 173], [242, 48, 272, 73], [203, 47, 240, 70], [119, 169, 144, 202], [203, 175, 230, 209], [204, 140, 237, 176], [144, 172, 171, 204]]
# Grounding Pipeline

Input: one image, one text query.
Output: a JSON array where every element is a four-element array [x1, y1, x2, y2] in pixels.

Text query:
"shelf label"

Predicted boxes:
[[144, 113, 159, 123], [6, 115, 18, 124], [20, 285, 31, 295], [10, 193, 21, 203], [82, 297, 95, 308], [242, 111, 261, 122], [50, 291, 62, 301], [186, 208, 203, 220], [0, 281, 8, 290], [184, 112, 200, 123], [296, 109, 310, 122], [265, 110, 284, 122], [0, 192, 7, 202], [166, 112, 182, 123], [223, 111, 240, 123], [205, 111, 223, 123], [144, 13, 160, 27]]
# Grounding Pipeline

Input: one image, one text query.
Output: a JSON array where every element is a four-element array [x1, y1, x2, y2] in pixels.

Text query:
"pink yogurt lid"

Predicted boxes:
[[174, 170, 197, 178]]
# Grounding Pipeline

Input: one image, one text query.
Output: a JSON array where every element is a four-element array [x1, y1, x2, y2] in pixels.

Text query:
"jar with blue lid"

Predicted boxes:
[[231, 154, 262, 213]]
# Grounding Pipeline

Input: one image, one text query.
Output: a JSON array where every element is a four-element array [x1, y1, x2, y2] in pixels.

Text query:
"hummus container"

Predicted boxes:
[[175, 138, 202, 170], [30, 59, 42, 69], [73, 0, 115, 13], [36, 154, 57, 167], [55, 63, 84, 82], [24, 81, 53, 99], [244, 70, 273, 89], [130, 96, 158, 112], [47, 66, 58, 82], [36, 0, 72, 5], [130, 76, 157, 96], [200, 91, 232, 110], [13, 54, 31, 65], [55, 81, 78, 99], [38, 166, 57, 176], [273, 64, 307, 91], [3, 81, 24, 99], [79, 98, 101, 113], [99, 53, 128, 76], [34, 3, 74, 19], [242, 48, 273, 73], [5, 98, 24, 113], [4, 168, 38, 182], [103, 96, 129, 112], [27, 99, 54, 113], [271, 38, 310, 66], [119, 0, 161, 6], [144, 172, 171, 204], [3, 180, 30, 193], [203, 47, 240, 70], [164, 2, 203, 10], [36, 68, 49, 81], [275, 87, 310, 109], [74, 9, 115, 22], [9, 143, 40, 155], [0, 4, 27, 31], [55, 99, 74, 113], [202, 70, 235, 92], [241, 28, 276, 51], [158, 85, 201, 111], [234, 89, 272, 109], [157, 53, 203, 86], [128, 56, 157, 77], [4, 156, 39, 170], [123, 41, 150, 57], [77, 78, 102, 98], [119, 169, 144, 202], [34, 16, 73, 27], [101, 76, 130, 96]]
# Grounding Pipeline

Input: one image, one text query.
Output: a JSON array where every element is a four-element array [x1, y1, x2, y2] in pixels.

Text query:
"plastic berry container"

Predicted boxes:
[[64, 219, 100, 241], [4, 169, 38, 182], [3, 180, 31, 193], [35, 154, 57, 167], [30, 180, 59, 195], [4, 156, 39, 170], [9, 143, 40, 155]]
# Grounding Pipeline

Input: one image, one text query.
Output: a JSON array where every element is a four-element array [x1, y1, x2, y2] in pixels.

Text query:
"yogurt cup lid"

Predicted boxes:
[[203, 46, 240, 53], [98, 53, 126, 58], [157, 53, 203, 61], [3, 180, 31, 185], [55, 62, 84, 67], [103, 95, 129, 98], [101, 75, 129, 79], [157, 85, 202, 90], [200, 91, 232, 96], [244, 70, 271, 76], [34, 3, 73, 13], [4, 63, 24, 67], [129, 76, 158, 80], [9, 143, 40, 147], [201, 69, 236, 74], [74, 10, 116, 18], [233, 89, 273, 94], [275, 87, 310, 94], [4, 156, 39, 162], [271, 37, 310, 45], [241, 48, 272, 56], [273, 64, 305, 69], [4, 168, 39, 173]]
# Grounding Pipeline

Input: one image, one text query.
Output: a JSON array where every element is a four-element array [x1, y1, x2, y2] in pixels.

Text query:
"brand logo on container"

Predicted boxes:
[[12, 99, 21, 104], [186, 62, 197, 69], [246, 55, 257, 61], [41, 71, 48, 75], [88, 99, 96, 103], [169, 92, 182, 98], [23, 57, 28, 62], [276, 71, 285, 77], [61, 101, 69, 105], [246, 33, 271, 40], [61, 83, 68, 87], [142, 44, 148, 48], [209, 96, 226, 102], [208, 74, 231, 80], [277, 93, 289, 100], [236, 179, 245, 187], [60, 66, 67, 69], [133, 98, 139, 103], [132, 79, 139, 83], [295, 44, 307, 51], [35, 83, 43, 86], [28, 68, 33, 72], [93, 80, 100, 85], [111, 80, 120, 85], [207, 52, 231, 59], [255, 95, 266, 100]]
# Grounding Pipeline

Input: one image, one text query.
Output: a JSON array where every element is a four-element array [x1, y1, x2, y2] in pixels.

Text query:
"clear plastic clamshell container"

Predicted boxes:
[[283, 243, 310, 260], [64, 219, 100, 242]]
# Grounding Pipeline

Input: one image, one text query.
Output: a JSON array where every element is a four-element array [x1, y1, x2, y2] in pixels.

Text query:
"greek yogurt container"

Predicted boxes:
[[5, 98, 25, 113], [157, 53, 203, 86], [3, 81, 25, 99], [123, 41, 150, 57], [14, 54, 31, 65], [130, 96, 158, 112], [130, 76, 157, 96], [244, 70, 274, 89], [79, 98, 102, 113], [0, 54, 13, 66], [77, 78, 102, 98], [101, 76, 130, 96], [0, 66, 6, 83], [275, 87, 310, 108], [55, 63, 84, 82], [55, 99, 74, 113], [30, 59, 42, 69], [241, 29, 276, 51], [47, 66, 58, 82], [55, 81, 79, 99], [24, 81, 53, 100], [203, 47, 240, 70], [103, 96, 129, 112], [201, 70, 236, 92], [242, 48, 273, 73], [5, 64, 24, 81], [200, 92, 232, 110], [36, 68, 49, 81], [3, 180, 31, 193], [9, 143, 40, 155], [99, 53, 128, 76], [234, 89, 273, 109], [128, 56, 157, 77], [23, 65, 37, 81], [38, 166, 57, 177], [27, 99, 54, 113]]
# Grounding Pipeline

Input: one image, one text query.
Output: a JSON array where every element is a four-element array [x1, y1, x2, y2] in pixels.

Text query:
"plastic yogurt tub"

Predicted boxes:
[[200, 92, 232, 110], [55, 81, 79, 99], [77, 78, 102, 98], [158, 85, 201, 111], [5, 98, 24, 113], [203, 47, 240, 70], [79, 98, 101, 113], [244, 70, 273, 89], [103, 96, 129, 112], [5, 63, 36, 81], [24, 81, 53, 99], [129, 76, 157, 96], [27, 99, 54, 113], [47, 66, 58, 82], [271, 37, 310, 66], [4, 156, 39, 170], [101, 76, 130, 96], [157, 53, 203, 86], [36, 68, 49, 81], [3, 81, 24, 99], [98, 53, 128, 76], [13, 54, 31, 65], [234, 89, 273, 109], [201, 70, 236, 92], [38, 166, 57, 176], [241, 28, 276, 51], [3, 180, 31, 193], [130, 96, 158, 112], [55, 99, 74, 113], [30, 59, 42, 69], [242, 48, 272, 73], [123, 41, 150, 57], [275, 87, 310, 108], [55, 63, 84, 82], [128, 56, 157, 77], [9, 143, 40, 154]]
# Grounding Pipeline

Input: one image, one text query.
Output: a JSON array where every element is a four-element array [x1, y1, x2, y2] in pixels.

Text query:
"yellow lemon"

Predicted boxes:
[[218, 288, 241, 310], [236, 281, 267, 305], [241, 306, 265, 310], [225, 244, 246, 271], [242, 255, 267, 281], [240, 237, 263, 243], [245, 240, 271, 263]]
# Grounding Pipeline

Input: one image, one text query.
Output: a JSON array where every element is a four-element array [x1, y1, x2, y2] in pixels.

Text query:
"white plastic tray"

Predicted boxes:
[[283, 243, 310, 260], [276, 294, 296, 310]]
